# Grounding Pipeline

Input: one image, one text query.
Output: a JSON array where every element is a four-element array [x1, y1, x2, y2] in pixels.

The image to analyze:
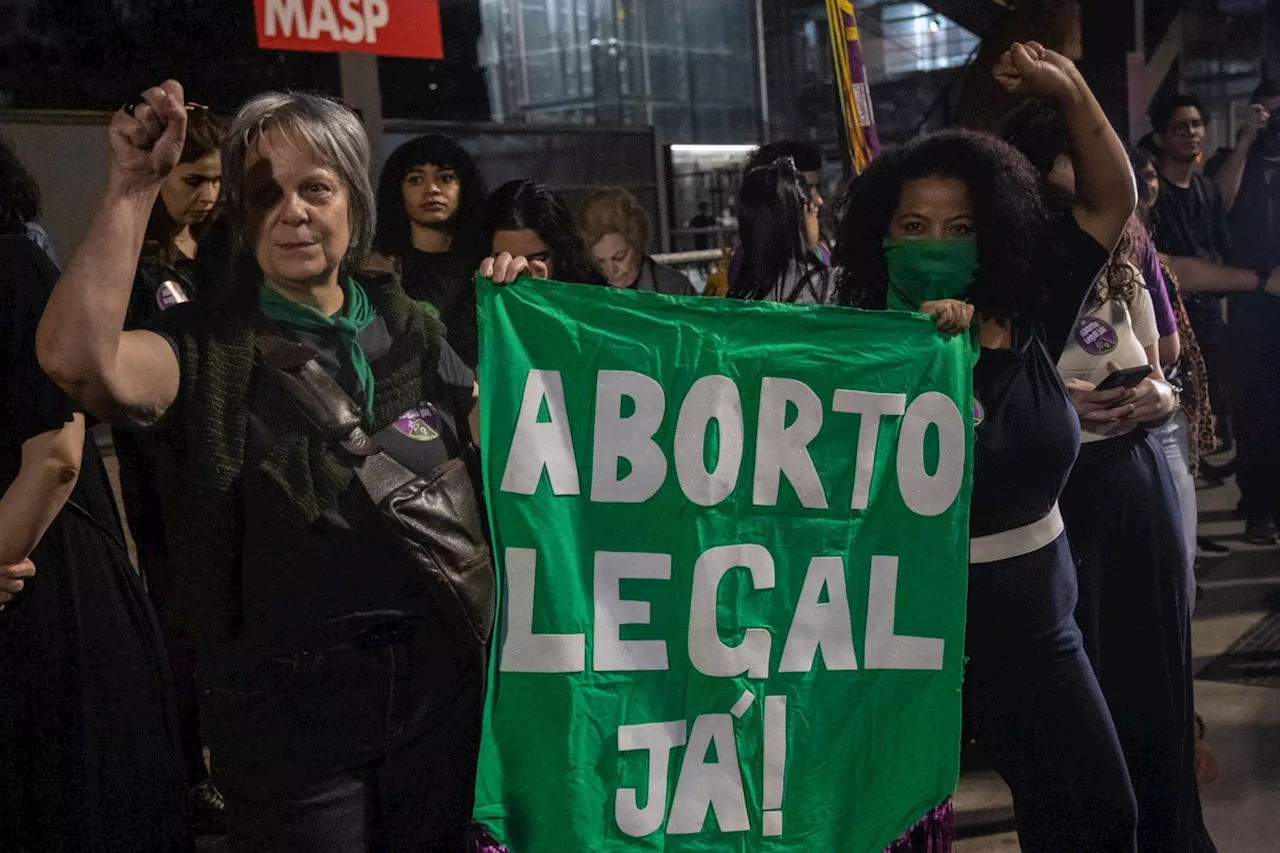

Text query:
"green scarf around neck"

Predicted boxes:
[[258, 277, 378, 420], [883, 238, 981, 363]]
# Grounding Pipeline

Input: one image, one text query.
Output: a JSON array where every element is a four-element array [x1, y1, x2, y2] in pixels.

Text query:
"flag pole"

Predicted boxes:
[[826, 0, 881, 173]]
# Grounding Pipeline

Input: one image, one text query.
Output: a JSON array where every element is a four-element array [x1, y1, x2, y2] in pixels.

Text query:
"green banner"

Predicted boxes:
[[474, 279, 972, 853]]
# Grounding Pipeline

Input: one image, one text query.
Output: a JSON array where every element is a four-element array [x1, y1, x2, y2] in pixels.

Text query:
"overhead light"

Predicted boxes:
[[670, 144, 758, 155]]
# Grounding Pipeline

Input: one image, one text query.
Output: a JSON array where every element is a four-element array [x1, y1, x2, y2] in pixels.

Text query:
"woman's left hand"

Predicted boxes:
[[920, 299, 974, 336], [1121, 378, 1177, 423], [994, 42, 1080, 103]]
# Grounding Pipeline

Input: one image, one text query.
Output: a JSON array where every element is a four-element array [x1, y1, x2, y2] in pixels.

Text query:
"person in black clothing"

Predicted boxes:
[[1202, 80, 1280, 543], [1, 232, 189, 851], [686, 200, 717, 250], [1147, 93, 1280, 545], [373, 134, 487, 367], [40, 82, 489, 851], [483, 179, 604, 286], [115, 105, 229, 835], [835, 42, 1140, 851]]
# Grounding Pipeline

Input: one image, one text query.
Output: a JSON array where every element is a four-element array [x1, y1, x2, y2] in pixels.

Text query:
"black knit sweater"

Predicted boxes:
[[149, 271, 443, 643]]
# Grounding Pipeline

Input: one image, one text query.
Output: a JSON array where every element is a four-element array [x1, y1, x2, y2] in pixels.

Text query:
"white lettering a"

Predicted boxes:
[[309, 0, 342, 40], [667, 714, 750, 834], [779, 556, 857, 672], [500, 370, 580, 496]]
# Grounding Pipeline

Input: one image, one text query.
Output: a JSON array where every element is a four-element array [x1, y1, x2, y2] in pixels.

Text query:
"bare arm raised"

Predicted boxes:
[[995, 42, 1136, 252], [36, 82, 189, 429]]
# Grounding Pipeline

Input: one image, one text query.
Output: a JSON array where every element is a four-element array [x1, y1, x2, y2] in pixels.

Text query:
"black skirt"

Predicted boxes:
[[1062, 428, 1197, 853], [0, 438, 189, 852]]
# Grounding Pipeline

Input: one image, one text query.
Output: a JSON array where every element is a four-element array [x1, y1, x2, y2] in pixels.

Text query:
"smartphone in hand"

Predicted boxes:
[[1094, 364, 1153, 391]]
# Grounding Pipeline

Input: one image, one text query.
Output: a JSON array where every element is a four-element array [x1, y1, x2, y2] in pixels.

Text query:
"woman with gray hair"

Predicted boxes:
[[38, 81, 509, 850]]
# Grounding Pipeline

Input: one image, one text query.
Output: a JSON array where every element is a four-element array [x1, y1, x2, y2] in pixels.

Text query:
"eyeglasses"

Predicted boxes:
[[1168, 119, 1206, 137]]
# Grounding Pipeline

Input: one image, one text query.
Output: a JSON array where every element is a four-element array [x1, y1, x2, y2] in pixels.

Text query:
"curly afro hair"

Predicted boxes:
[[832, 128, 1051, 323]]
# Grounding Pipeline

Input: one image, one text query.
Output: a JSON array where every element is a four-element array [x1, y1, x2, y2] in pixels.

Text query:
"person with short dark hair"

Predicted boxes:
[[835, 42, 1141, 851], [483, 179, 604, 285], [373, 134, 487, 367], [1148, 89, 1280, 544]]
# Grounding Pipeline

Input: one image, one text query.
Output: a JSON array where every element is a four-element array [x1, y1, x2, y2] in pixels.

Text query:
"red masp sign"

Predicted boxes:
[[254, 0, 443, 59]]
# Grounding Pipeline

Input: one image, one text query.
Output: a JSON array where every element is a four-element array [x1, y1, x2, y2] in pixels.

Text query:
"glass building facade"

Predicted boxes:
[[762, 0, 980, 147], [479, 0, 763, 143]]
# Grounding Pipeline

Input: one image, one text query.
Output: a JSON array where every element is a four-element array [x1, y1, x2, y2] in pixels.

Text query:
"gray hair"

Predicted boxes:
[[222, 91, 375, 269]]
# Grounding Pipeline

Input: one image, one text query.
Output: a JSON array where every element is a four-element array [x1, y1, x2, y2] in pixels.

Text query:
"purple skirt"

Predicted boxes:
[[469, 797, 954, 852]]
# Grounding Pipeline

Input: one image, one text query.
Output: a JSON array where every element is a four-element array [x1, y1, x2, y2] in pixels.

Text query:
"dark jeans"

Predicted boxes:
[[1063, 431, 1198, 853], [200, 619, 482, 853], [966, 534, 1138, 853]]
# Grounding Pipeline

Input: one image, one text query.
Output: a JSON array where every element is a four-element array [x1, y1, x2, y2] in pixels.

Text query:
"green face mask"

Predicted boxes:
[[882, 237, 979, 312], [882, 237, 980, 364]]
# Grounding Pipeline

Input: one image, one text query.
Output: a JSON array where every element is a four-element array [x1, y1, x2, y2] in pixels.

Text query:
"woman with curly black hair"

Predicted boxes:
[[835, 43, 1140, 850], [483, 180, 604, 287], [1005, 99, 1204, 853], [374, 134, 487, 366]]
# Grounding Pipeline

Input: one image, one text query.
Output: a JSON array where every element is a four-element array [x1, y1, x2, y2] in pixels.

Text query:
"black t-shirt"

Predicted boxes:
[[0, 236, 74, 483], [1151, 173, 1231, 331], [969, 215, 1109, 539], [152, 313, 476, 658], [128, 257, 200, 332], [127, 219, 235, 331], [401, 246, 479, 368]]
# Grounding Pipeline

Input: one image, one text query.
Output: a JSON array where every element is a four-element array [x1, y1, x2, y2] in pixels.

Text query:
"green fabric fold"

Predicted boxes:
[[258, 277, 378, 421]]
